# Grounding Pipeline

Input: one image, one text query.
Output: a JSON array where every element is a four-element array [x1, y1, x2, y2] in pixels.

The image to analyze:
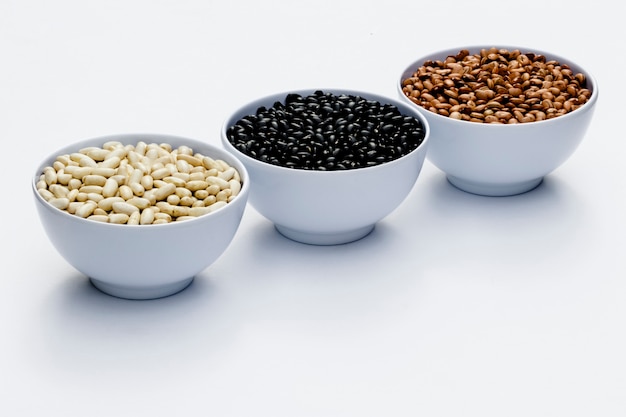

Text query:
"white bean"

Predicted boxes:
[[202, 156, 219, 170], [71, 166, 92, 179], [78, 155, 97, 168], [126, 197, 151, 210], [112, 201, 139, 216], [108, 213, 130, 224], [177, 154, 202, 167], [83, 175, 107, 186], [129, 182, 145, 197], [140, 174, 154, 190], [186, 180, 209, 192], [83, 148, 110, 161], [38, 188, 55, 201], [57, 172, 72, 185], [91, 167, 116, 177], [53, 162, 65, 172], [162, 176, 186, 187], [67, 202, 82, 214], [176, 159, 191, 174], [140, 208, 155, 225], [218, 167, 236, 181], [127, 211, 140, 225], [49, 197, 70, 210], [102, 178, 119, 198], [68, 178, 82, 190], [119, 185, 134, 200], [87, 215, 109, 223], [75, 201, 97, 218], [49, 184, 70, 199], [100, 156, 121, 169], [79, 185, 103, 194], [153, 182, 176, 201], [67, 189, 79, 202], [228, 179, 241, 196], [189, 172, 205, 182], [150, 167, 170, 180], [86, 193, 104, 203], [44, 167, 57, 185], [188, 206, 212, 217], [98, 197, 125, 211], [205, 176, 230, 190]]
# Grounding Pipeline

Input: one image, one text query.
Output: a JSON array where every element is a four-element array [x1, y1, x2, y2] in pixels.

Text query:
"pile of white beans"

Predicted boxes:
[[36, 140, 243, 225]]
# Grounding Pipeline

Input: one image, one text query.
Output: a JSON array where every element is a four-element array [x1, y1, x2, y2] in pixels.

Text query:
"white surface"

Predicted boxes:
[[1, 1, 624, 416]]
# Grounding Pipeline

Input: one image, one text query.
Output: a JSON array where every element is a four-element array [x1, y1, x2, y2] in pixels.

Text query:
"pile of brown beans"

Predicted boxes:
[[401, 48, 592, 124], [36, 141, 242, 224]]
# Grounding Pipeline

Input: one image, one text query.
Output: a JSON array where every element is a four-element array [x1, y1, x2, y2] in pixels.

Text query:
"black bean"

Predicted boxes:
[[226, 90, 426, 171]]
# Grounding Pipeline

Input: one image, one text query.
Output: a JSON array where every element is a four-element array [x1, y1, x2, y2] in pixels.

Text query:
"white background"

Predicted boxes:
[[2, 1, 625, 416]]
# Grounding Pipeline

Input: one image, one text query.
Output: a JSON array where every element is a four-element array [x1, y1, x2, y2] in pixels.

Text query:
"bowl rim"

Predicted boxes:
[[397, 44, 599, 127], [32, 132, 250, 229], [220, 87, 431, 175]]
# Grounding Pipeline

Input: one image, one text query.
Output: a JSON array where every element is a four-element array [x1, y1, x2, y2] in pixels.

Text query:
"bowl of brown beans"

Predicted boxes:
[[32, 133, 250, 299], [398, 46, 598, 196], [221, 89, 430, 245]]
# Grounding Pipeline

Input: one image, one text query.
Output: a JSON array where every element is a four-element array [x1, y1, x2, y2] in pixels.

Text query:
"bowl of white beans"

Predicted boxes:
[[397, 45, 598, 196], [32, 133, 250, 300]]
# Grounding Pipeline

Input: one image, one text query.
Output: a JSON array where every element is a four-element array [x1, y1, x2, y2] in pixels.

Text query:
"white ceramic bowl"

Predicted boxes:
[[221, 89, 430, 245], [397, 45, 598, 196], [32, 133, 250, 300]]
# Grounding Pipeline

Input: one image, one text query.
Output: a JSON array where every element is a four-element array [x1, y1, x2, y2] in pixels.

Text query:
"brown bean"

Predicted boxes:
[[475, 89, 495, 101], [401, 47, 591, 123]]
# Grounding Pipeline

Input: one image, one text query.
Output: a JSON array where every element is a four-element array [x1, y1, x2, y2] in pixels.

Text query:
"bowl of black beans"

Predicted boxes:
[[221, 89, 430, 245]]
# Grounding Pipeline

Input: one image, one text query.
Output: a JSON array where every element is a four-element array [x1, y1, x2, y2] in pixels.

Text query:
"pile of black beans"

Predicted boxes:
[[226, 90, 426, 170]]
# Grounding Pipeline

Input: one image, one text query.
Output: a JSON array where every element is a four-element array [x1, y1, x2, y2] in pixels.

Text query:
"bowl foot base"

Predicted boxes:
[[447, 175, 543, 197], [89, 277, 194, 300], [275, 224, 375, 245]]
